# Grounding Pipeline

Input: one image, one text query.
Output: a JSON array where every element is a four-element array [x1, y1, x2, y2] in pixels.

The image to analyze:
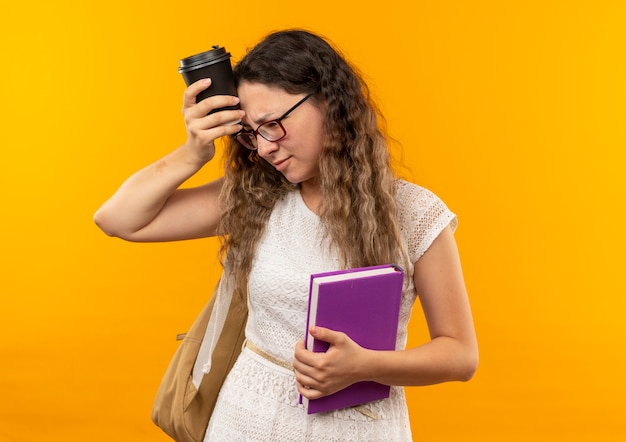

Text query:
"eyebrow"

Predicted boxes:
[[251, 112, 277, 126], [245, 93, 312, 127]]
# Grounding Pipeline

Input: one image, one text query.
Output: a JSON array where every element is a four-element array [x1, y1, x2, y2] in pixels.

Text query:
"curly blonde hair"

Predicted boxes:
[[218, 30, 407, 300]]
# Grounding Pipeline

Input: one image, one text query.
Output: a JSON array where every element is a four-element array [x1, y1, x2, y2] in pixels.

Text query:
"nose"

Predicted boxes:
[[256, 136, 279, 157]]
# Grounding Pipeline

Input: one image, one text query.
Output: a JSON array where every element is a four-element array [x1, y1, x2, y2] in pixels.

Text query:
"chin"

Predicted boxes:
[[279, 168, 317, 186], [285, 177, 303, 185], [280, 171, 304, 184]]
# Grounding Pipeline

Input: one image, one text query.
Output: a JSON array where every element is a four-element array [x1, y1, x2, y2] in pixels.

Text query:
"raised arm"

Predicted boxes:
[[94, 79, 244, 242]]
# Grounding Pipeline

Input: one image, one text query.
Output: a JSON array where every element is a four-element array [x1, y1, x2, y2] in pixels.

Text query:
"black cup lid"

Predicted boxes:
[[179, 45, 231, 72]]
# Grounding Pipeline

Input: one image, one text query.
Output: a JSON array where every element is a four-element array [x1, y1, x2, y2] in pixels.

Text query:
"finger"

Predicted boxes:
[[191, 119, 242, 141], [308, 326, 345, 346], [202, 107, 244, 127], [188, 109, 244, 141], [298, 382, 318, 398], [293, 340, 319, 370], [182, 78, 212, 109], [186, 119, 243, 148], [295, 370, 319, 395], [294, 339, 307, 353], [185, 95, 241, 121]]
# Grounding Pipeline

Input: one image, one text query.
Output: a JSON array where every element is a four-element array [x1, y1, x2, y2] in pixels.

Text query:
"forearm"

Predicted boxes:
[[94, 144, 208, 238], [363, 336, 478, 387]]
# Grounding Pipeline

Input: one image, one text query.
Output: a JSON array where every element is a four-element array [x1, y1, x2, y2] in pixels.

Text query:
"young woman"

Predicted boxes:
[[94, 29, 478, 441]]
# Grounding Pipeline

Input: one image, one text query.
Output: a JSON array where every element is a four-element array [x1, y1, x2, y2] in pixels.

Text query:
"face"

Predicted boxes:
[[237, 82, 326, 187]]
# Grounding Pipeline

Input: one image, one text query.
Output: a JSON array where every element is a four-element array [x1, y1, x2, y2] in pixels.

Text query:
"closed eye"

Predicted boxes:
[[263, 121, 281, 129]]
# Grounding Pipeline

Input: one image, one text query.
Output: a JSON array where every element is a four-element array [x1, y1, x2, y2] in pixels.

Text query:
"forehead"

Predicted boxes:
[[238, 83, 299, 125]]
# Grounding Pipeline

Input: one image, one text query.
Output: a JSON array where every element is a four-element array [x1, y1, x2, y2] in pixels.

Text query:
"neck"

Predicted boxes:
[[299, 179, 322, 214]]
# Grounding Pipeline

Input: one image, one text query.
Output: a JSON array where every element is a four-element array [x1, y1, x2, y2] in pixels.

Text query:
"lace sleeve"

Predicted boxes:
[[396, 181, 458, 263]]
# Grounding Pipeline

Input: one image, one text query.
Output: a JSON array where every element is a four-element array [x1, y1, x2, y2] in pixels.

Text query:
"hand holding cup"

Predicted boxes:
[[178, 46, 243, 163], [181, 79, 243, 163]]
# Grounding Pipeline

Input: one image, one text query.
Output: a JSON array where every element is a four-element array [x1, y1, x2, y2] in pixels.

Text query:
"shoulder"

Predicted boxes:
[[395, 179, 458, 262], [395, 180, 429, 204], [395, 180, 446, 209]]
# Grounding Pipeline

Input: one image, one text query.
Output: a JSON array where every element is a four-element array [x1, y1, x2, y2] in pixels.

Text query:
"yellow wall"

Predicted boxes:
[[1, 1, 624, 440]]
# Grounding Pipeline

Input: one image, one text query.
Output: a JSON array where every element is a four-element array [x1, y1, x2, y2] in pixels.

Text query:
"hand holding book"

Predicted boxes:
[[296, 264, 404, 414], [294, 325, 376, 401]]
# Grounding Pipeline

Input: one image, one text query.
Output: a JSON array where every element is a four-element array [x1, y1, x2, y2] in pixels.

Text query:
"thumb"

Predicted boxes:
[[309, 326, 343, 345]]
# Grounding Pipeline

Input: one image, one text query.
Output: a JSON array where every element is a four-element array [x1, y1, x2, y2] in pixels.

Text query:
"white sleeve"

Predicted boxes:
[[396, 181, 458, 263]]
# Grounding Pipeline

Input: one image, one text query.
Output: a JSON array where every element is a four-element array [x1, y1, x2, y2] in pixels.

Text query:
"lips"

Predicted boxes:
[[273, 157, 291, 171]]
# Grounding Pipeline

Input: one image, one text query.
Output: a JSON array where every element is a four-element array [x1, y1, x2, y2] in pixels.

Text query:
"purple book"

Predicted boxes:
[[301, 264, 404, 414]]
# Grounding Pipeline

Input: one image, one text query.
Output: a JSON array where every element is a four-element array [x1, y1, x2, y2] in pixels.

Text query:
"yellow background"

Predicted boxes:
[[1, 1, 624, 441]]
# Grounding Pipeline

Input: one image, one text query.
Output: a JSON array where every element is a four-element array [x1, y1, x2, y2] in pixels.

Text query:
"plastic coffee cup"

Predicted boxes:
[[178, 45, 239, 114]]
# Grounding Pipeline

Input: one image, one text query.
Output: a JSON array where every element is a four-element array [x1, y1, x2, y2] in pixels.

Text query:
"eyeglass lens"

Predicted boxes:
[[235, 94, 312, 150]]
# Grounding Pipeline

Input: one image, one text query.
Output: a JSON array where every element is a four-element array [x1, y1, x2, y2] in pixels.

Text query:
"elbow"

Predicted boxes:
[[458, 346, 479, 382], [93, 208, 112, 236], [93, 208, 145, 241], [93, 208, 123, 238]]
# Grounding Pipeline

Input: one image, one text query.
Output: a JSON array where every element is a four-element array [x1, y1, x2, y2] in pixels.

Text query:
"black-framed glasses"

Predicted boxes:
[[234, 94, 313, 150]]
